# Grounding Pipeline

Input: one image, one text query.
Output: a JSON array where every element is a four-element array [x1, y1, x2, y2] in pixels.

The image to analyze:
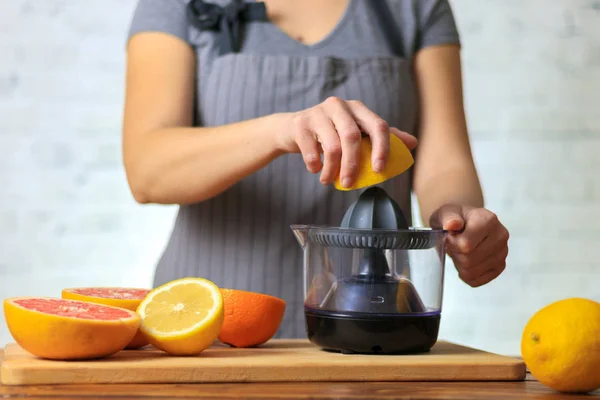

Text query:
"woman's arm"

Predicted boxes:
[[411, 44, 484, 226], [412, 44, 509, 288], [122, 32, 416, 205], [122, 32, 286, 205]]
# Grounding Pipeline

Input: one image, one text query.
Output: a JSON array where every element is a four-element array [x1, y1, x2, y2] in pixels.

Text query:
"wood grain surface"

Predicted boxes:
[[1, 339, 526, 386], [0, 348, 598, 399], [0, 376, 599, 399]]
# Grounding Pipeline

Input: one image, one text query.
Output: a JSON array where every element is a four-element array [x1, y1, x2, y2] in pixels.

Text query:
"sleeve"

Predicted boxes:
[[127, 0, 191, 45], [415, 0, 461, 51]]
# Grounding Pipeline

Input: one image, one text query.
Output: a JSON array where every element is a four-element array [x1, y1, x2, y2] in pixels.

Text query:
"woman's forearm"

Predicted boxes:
[[415, 165, 484, 227], [124, 113, 288, 205], [122, 33, 292, 205], [410, 44, 484, 227]]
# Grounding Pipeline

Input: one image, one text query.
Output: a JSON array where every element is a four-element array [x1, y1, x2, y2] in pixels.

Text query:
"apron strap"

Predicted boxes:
[[366, 0, 406, 58], [186, 0, 268, 54]]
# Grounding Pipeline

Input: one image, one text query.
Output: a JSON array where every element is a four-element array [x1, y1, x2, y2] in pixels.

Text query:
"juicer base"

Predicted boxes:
[[304, 307, 440, 355]]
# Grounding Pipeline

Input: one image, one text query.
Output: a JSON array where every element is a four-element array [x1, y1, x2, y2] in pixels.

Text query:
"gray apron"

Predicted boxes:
[[153, 0, 418, 338]]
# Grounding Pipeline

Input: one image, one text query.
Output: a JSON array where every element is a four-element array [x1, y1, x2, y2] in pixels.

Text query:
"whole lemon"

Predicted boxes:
[[521, 297, 600, 393]]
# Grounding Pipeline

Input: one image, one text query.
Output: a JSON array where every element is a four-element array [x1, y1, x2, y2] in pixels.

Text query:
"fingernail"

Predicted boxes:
[[374, 160, 384, 172], [342, 177, 352, 188]]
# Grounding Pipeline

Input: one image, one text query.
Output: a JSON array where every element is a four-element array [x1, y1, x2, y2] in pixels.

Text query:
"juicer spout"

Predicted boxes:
[[290, 225, 309, 249]]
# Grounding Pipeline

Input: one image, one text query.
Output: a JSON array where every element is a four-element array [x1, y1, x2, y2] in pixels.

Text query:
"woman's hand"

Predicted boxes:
[[274, 96, 417, 188], [430, 204, 510, 287]]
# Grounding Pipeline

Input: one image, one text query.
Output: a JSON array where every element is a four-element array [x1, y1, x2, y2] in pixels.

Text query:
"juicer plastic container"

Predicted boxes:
[[291, 225, 446, 354]]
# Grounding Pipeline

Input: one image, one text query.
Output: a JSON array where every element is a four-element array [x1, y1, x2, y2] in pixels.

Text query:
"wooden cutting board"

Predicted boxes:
[[0, 339, 526, 385]]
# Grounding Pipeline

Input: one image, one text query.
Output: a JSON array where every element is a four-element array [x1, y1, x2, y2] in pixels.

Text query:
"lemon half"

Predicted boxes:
[[137, 277, 224, 356], [334, 133, 414, 191]]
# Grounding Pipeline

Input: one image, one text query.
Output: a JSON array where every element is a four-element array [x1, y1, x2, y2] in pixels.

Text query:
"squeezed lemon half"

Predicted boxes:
[[334, 133, 414, 191]]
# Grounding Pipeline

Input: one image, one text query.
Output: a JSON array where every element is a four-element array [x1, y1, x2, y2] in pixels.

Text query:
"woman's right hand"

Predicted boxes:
[[273, 96, 418, 189]]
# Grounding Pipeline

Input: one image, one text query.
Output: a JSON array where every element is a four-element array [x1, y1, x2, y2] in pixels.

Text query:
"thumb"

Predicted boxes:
[[430, 204, 465, 232]]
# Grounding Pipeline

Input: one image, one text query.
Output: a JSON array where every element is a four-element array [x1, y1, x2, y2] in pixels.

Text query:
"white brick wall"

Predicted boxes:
[[435, 0, 600, 356], [0, 0, 598, 357], [0, 0, 178, 347]]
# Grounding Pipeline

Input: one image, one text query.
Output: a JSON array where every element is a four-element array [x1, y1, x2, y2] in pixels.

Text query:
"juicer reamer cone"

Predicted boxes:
[[309, 186, 440, 249]]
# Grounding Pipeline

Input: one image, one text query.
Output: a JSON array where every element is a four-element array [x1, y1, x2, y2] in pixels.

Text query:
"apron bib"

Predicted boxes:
[[154, 0, 418, 339]]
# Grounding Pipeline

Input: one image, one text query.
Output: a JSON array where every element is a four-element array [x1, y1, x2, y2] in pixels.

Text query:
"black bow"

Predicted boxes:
[[186, 0, 268, 54]]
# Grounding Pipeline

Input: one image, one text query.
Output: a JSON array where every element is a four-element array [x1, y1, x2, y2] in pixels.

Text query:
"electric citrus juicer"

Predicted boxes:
[[291, 186, 447, 354]]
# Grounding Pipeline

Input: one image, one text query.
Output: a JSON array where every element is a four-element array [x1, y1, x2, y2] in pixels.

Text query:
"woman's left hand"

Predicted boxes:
[[430, 204, 510, 287]]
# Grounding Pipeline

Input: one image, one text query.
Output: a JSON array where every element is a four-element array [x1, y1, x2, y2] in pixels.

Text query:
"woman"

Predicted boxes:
[[122, 0, 509, 338]]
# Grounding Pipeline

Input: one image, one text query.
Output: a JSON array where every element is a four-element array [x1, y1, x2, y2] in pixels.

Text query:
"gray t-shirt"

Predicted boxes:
[[127, 0, 460, 338]]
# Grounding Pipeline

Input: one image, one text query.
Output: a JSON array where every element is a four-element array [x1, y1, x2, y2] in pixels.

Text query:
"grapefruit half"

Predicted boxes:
[[4, 297, 140, 360], [61, 287, 151, 349]]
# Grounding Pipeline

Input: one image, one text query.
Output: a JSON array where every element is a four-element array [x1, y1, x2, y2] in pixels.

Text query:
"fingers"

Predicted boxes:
[[461, 265, 506, 288], [430, 204, 465, 232], [442, 207, 510, 288], [322, 97, 363, 186], [308, 109, 342, 185], [390, 127, 418, 150], [290, 97, 419, 188], [290, 113, 323, 174], [347, 100, 390, 173], [449, 229, 508, 272], [451, 208, 500, 253], [457, 245, 508, 287]]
